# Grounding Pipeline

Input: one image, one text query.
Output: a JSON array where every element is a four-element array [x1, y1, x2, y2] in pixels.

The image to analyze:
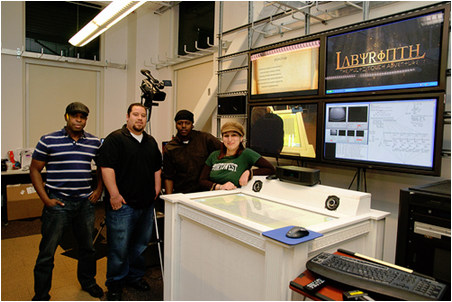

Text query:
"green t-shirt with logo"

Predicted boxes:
[[206, 148, 261, 187]]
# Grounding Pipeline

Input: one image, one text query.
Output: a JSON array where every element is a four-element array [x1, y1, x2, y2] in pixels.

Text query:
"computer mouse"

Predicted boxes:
[[286, 226, 309, 238]]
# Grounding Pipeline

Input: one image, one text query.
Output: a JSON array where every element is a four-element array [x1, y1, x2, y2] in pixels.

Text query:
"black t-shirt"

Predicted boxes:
[[97, 125, 162, 208]]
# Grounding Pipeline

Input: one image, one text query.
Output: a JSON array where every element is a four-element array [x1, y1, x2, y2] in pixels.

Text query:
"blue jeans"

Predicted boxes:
[[33, 194, 97, 301], [105, 203, 154, 288]]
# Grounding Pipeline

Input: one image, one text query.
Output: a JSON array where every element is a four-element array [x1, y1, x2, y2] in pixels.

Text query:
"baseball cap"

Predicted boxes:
[[66, 102, 89, 117], [221, 122, 244, 136]]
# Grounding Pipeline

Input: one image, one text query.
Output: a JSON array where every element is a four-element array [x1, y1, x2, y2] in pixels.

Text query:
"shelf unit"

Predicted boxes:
[[214, 1, 376, 137], [215, 2, 253, 136]]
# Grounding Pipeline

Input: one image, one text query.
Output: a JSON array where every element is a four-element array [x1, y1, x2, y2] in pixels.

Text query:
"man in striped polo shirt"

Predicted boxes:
[[30, 102, 104, 301]]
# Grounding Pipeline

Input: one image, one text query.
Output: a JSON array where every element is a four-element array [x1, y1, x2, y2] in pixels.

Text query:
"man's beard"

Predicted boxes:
[[133, 123, 145, 133]]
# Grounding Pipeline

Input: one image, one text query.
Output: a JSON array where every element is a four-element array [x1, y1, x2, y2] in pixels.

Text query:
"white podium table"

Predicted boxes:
[[161, 176, 389, 301]]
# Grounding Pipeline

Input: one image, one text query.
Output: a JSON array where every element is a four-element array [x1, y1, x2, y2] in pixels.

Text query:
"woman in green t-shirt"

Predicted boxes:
[[199, 121, 275, 191]]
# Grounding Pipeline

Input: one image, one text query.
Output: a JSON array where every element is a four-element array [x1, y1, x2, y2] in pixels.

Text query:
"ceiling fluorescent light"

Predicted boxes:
[[69, 1, 147, 47]]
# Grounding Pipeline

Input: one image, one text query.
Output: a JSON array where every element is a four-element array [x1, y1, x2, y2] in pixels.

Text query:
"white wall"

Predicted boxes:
[[1, 2, 25, 155], [1, 1, 450, 264], [1, 3, 176, 151], [100, 4, 174, 145], [134, 5, 174, 145]]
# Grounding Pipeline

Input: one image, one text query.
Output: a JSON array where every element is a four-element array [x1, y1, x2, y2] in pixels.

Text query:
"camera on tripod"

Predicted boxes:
[[140, 69, 171, 109]]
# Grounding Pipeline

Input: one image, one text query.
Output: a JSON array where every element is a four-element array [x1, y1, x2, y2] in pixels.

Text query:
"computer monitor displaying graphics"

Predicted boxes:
[[322, 94, 444, 175], [249, 103, 317, 159], [276, 109, 316, 157], [325, 5, 449, 95], [250, 39, 320, 100]]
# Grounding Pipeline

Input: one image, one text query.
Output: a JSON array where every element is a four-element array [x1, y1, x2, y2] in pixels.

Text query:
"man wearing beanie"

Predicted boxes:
[[163, 109, 221, 194]]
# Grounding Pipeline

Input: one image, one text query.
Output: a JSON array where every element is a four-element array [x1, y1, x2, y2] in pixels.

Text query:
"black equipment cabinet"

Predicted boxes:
[[396, 180, 451, 291]]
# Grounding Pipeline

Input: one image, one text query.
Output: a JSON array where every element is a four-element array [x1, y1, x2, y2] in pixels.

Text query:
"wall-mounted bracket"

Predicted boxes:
[[2, 47, 126, 69]]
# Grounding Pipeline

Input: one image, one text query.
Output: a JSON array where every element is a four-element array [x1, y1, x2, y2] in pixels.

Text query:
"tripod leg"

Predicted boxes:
[[93, 219, 106, 245], [154, 208, 164, 281]]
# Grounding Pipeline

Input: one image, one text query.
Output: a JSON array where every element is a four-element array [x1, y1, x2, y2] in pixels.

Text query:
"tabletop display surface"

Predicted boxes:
[[191, 193, 336, 229]]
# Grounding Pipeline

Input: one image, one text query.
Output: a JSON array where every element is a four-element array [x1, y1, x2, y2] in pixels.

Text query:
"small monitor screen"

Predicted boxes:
[[249, 103, 317, 159], [323, 98, 439, 172], [325, 10, 445, 94], [250, 40, 320, 99]]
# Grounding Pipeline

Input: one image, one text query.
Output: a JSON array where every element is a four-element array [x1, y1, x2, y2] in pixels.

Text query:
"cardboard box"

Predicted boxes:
[[6, 184, 43, 220]]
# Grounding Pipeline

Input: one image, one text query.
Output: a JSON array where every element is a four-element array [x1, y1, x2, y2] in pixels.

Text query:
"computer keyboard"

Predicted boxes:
[[306, 252, 447, 301]]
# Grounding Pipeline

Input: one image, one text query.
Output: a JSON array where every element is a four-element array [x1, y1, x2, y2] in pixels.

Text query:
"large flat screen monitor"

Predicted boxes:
[[249, 103, 318, 159], [322, 94, 444, 175], [250, 39, 320, 100], [325, 5, 449, 95]]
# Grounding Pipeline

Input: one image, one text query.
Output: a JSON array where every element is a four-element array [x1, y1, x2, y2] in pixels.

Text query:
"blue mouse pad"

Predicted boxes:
[[262, 226, 323, 245]]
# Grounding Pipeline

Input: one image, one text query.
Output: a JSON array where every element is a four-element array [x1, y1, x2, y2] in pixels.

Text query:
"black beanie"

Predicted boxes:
[[174, 110, 194, 123]]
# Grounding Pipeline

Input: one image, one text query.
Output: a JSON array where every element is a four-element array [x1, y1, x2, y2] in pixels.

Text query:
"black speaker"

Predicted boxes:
[[218, 95, 246, 115], [276, 166, 320, 186]]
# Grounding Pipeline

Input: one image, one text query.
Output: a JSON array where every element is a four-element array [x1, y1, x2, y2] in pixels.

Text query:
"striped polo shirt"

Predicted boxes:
[[32, 127, 101, 200]]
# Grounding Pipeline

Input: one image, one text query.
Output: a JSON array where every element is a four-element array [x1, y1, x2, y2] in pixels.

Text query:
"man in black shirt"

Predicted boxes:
[[97, 103, 162, 301], [163, 109, 221, 194]]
